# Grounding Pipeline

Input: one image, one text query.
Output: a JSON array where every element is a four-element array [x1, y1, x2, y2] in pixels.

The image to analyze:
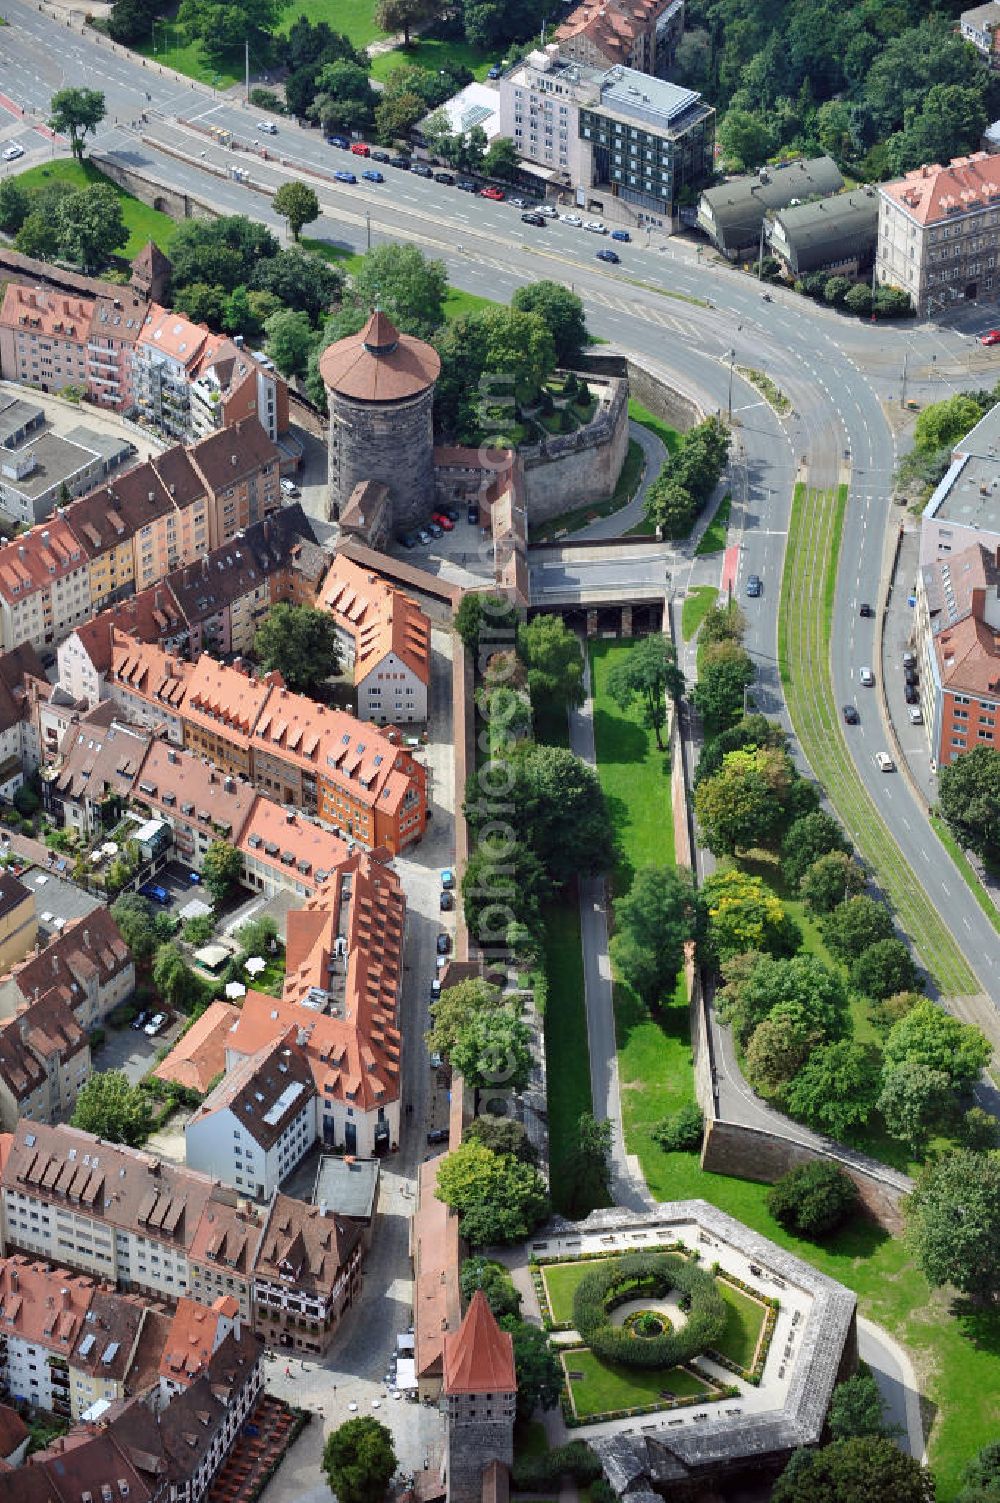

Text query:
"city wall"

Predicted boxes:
[[521, 376, 629, 523]]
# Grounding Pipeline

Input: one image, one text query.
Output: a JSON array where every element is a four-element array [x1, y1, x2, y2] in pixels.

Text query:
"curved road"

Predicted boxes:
[[1, 0, 999, 1009]]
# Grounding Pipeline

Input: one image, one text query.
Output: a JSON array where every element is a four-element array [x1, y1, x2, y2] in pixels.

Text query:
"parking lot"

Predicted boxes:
[[388, 505, 496, 592], [98, 1011, 183, 1085]]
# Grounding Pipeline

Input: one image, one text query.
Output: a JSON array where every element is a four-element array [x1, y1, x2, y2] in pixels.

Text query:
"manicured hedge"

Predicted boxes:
[[571, 1252, 727, 1370]]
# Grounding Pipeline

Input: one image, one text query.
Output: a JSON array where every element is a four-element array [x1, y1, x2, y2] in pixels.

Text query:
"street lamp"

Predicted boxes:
[[366, 210, 371, 251], [725, 348, 735, 422]]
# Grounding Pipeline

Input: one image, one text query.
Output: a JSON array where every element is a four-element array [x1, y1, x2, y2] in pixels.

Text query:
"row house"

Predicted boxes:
[[0, 515, 91, 654], [0, 288, 91, 394], [251, 1194, 363, 1355], [131, 739, 257, 874], [57, 589, 186, 709], [317, 554, 430, 723], [42, 700, 151, 838], [110, 632, 191, 743], [0, 989, 90, 1131], [0, 870, 37, 973], [0, 908, 134, 1030], [0, 641, 46, 797], [238, 798, 349, 900], [916, 540, 1000, 768]]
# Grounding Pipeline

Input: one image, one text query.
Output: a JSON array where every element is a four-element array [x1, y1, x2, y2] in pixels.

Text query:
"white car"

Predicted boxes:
[[908, 705, 923, 724], [859, 666, 875, 686], [1, 144, 24, 162], [256, 121, 278, 135], [560, 213, 583, 226], [144, 1012, 167, 1036], [584, 219, 607, 233], [537, 203, 558, 217], [279, 478, 300, 497], [875, 751, 895, 772]]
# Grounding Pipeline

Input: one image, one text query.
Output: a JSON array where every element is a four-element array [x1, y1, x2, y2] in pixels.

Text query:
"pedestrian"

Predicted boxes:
[[285, 1365, 290, 1377]]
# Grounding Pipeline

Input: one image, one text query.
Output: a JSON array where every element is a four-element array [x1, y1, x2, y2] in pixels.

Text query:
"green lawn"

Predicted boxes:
[[131, 21, 244, 87], [628, 398, 683, 455], [715, 1281, 766, 1369], [695, 493, 732, 556], [681, 586, 718, 643], [442, 285, 500, 321], [370, 37, 493, 81], [929, 814, 1000, 936], [12, 159, 179, 259], [563, 1348, 713, 1418], [540, 897, 597, 1218], [541, 1260, 594, 1327], [302, 238, 363, 274]]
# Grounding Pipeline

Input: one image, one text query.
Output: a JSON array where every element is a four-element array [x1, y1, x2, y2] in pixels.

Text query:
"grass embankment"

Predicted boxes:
[[681, 586, 718, 643], [778, 482, 975, 996], [12, 160, 179, 259], [694, 493, 732, 556], [303, 241, 499, 323], [627, 398, 682, 456], [370, 38, 493, 81], [929, 814, 1000, 937]]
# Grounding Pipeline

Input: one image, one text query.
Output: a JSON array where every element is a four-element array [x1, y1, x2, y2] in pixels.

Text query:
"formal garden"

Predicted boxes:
[[529, 1248, 776, 1424]]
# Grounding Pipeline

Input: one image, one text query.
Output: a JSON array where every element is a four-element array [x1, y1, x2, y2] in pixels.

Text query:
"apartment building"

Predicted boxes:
[[238, 798, 349, 900], [190, 341, 288, 445], [0, 286, 91, 394], [185, 1036, 317, 1201], [916, 540, 1000, 767], [0, 514, 92, 653], [318, 554, 430, 723], [87, 286, 150, 410], [57, 590, 185, 707], [0, 908, 134, 1030], [252, 1193, 363, 1355], [0, 990, 90, 1131], [876, 152, 1000, 318], [109, 631, 192, 743], [188, 419, 282, 551], [919, 402, 1000, 566], [187, 1195, 267, 1321], [961, 1, 1000, 68], [555, 0, 684, 75], [166, 536, 273, 659], [131, 740, 257, 873], [42, 701, 152, 837], [0, 870, 36, 972], [182, 653, 275, 781], [0, 640, 46, 798]]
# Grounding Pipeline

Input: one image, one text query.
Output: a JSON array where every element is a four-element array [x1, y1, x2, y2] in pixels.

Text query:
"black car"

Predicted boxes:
[[521, 211, 546, 226], [441, 505, 459, 522], [904, 684, 920, 704], [389, 155, 411, 169], [904, 666, 918, 686], [434, 170, 455, 184], [746, 574, 762, 597], [411, 163, 433, 177], [436, 933, 451, 955], [398, 532, 417, 550], [467, 504, 479, 524], [842, 704, 859, 725], [440, 891, 455, 912], [596, 248, 620, 263], [456, 178, 477, 191], [859, 602, 874, 618], [427, 1128, 449, 1146], [370, 149, 390, 163]]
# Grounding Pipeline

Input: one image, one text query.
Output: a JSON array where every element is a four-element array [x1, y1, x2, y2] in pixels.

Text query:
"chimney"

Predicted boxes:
[[10, 1268, 18, 1290], [61, 1287, 71, 1310]]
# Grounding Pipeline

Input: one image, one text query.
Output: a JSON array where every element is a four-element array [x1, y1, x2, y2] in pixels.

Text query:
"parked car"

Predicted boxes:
[[411, 163, 433, 178], [746, 574, 762, 597], [902, 650, 916, 668], [440, 891, 455, 911], [1, 144, 24, 162], [980, 329, 1000, 346], [441, 505, 459, 522], [370, 149, 390, 163], [859, 601, 874, 617], [256, 121, 278, 135], [584, 219, 607, 233], [417, 528, 431, 544], [596, 249, 620, 263], [434, 171, 455, 185], [132, 1010, 150, 1031], [456, 178, 477, 191], [350, 141, 370, 156], [610, 228, 631, 242], [467, 504, 479, 524], [537, 203, 558, 216], [859, 666, 875, 686], [430, 978, 442, 1001], [487, 64, 502, 78], [427, 1128, 449, 1145], [904, 666, 918, 686], [875, 751, 895, 772], [509, 196, 527, 208], [144, 1012, 167, 1036], [904, 684, 920, 704], [140, 882, 169, 904], [397, 532, 416, 549], [431, 511, 454, 531], [326, 134, 350, 149], [436, 933, 451, 955], [561, 212, 583, 225], [842, 704, 859, 725], [521, 211, 546, 226], [440, 868, 455, 889], [480, 185, 505, 200], [908, 705, 923, 724], [427, 520, 443, 539], [389, 155, 411, 169], [362, 169, 385, 183], [334, 170, 357, 184], [430, 1051, 443, 1069]]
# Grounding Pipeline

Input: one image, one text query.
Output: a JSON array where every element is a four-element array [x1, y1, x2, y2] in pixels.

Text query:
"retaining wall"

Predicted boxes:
[[92, 153, 218, 222], [521, 376, 629, 524]]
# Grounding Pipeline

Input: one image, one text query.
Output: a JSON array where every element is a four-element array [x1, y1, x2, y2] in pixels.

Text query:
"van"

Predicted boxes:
[[875, 752, 895, 772]]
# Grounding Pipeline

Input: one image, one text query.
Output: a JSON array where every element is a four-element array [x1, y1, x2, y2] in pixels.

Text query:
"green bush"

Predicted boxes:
[[766, 1160, 858, 1238], [571, 1252, 726, 1369], [511, 1442, 602, 1491], [651, 1103, 704, 1151]]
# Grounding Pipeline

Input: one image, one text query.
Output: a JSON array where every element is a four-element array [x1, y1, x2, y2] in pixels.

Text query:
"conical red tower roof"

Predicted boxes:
[[443, 1290, 516, 1395]]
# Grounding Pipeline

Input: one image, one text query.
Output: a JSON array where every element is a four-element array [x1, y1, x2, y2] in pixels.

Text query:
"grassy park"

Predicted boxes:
[[12, 159, 178, 259], [563, 1349, 713, 1418]]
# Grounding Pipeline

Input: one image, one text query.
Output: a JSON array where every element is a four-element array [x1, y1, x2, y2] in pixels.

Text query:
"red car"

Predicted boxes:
[[432, 512, 455, 531], [350, 141, 370, 157], [980, 329, 1000, 345], [479, 186, 504, 201]]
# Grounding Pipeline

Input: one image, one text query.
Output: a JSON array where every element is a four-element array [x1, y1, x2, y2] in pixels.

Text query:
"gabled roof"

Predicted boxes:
[[187, 1033, 315, 1151], [50, 702, 151, 803], [880, 150, 1000, 227], [254, 1192, 361, 1295], [318, 555, 430, 686], [10, 910, 132, 1014], [153, 1000, 241, 1096], [188, 417, 279, 492], [443, 1290, 516, 1395]]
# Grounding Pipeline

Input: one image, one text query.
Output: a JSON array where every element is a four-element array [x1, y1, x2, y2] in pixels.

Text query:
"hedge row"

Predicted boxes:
[[511, 1441, 602, 1491], [572, 1252, 727, 1370]]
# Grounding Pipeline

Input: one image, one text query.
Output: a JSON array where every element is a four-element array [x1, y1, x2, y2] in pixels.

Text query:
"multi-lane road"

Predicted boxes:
[[2, 0, 1000, 1005]]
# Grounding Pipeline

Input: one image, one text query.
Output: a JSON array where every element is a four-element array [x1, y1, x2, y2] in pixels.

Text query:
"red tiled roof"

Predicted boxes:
[[880, 151, 1000, 226], [319, 311, 440, 402], [443, 1290, 515, 1395]]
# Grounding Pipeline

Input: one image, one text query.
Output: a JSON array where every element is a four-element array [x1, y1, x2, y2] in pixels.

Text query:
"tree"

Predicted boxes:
[[479, 306, 556, 404], [15, 210, 59, 260], [57, 186, 128, 273], [938, 746, 1000, 864], [914, 393, 985, 456], [483, 136, 520, 180], [264, 309, 316, 377], [517, 614, 585, 713], [907, 1150, 1000, 1302], [610, 865, 701, 1007], [888, 82, 988, 175], [110, 892, 159, 963], [173, 282, 227, 328], [463, 0, 547, 49], [851, 938, 917, 1000], [692, 639, 755, 732], [462, 837, 549, 954], [963, 1107, 999, 1152], [447, 1002, 534, 1093], [844, 283, 873, 317], [694, 746, 794, 855], [202, 840, 243, 903], [718, 952, 849, 1050], [827, 1372, 890, 1440], [800, 850, 867, 914], [254, 603, 341, 693], [781, 810, 851, 889], [309, 60, 377, 133], [878, 1060, 955, 1153], [785, 1041, 883, 1138], [349, 244, 448, 340], [0, 179, 30, 236], [464, 1115, 537, 1164], [884, 998, 991, 1089], [502, 1318, 562, 1419], [273, 181, 320, 242], [178, 0, 289, 53], [511, 281, 588, 364], [772, 1436, 934, 1503], [644, 474, 696, 538], [766, 1160, 859, 1238], [652, 1103, 704, 1151], [108, 0, 158, 44], [454, 591, 520, 652], [460, 1256, 522, 1319], [694, 711, 782, 785], [375, 87, 427, 144], [605, 634, 684, 751], [71, 1070, 152, 1146], [170, 215, 280, 295], [563, 1113, 613, 1217], [49, 88, 106, 161], [821, 894, 894, 962], [702, 869, 800, 968], [699, 600, 746, 647], [322, 1418, 397, 1503], [824, 275, 854, 307], [435, 1140, 549, 1245], [236, 914, 280, 959], [428, 980, 502, 1059], [958, 1441, 1000, 1503], [251, 246, 341, 323], [744, 1005, 825, 1096], [374, 0, 443, 46], [718, 107, 775, 170], [153, 943, 201, 1013]]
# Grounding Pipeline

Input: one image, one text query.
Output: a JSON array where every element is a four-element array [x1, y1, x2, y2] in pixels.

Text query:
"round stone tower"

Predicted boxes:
[[319, 310, 441, 534]]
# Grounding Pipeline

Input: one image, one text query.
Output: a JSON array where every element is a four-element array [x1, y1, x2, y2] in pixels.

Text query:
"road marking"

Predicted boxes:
[[941, 883, 951, 896]]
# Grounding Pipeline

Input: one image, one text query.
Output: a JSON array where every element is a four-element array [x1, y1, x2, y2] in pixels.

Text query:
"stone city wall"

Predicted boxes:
[[93, 153, 218, 222], [521, 376, 628, 523]]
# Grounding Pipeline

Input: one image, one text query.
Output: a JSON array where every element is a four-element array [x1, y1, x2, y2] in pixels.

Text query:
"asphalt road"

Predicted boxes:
[[2, 0, 999, 1004]]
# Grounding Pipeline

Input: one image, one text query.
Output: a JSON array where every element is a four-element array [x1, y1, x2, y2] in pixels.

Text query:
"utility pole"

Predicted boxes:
[[757, 215, 765, 279], [366, 210, 371, 251], [726, 348, 735, 422], [900, 347, 908, 410], [245, 41, 250, 105]]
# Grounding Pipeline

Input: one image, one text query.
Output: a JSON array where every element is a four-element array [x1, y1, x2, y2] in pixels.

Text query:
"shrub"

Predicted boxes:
[[651, 1103, 704, 1152], [571, 1252, 726, 1369], [766, 1160, 858, 1238], [511, 1442, 602, 1492]]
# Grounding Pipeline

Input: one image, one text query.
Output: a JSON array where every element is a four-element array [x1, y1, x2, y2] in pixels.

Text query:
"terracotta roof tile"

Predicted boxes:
[[319, 311, 440, 402], [443, 1290, 516, 1395]]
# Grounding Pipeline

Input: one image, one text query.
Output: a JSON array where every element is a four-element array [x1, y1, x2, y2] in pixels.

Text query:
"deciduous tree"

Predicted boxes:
[[718, 953, 847, 1050], [322, 1418, 397, 1503], [254, 603, 340, 692], [884, 998, 991, 1089], [878, 1060, 955, 1154], [702, 869, 800, 967], [501, 1318, 563, 1419], [766, 1160, 858, 1238], [518, 614, 585, 713], [348, 243, 448, 340], [781, 810, 851, 889], [460, 1256, 522, 1319], [851, 938, 917, 1000], [938, 745, 1000, 864], [820, 894, 893, 962], [907, 1150, 1000, 1302], [72, 1070, 152, 1146], [57, 185, 128, 273], [694, 746, 794, 855], [610, 865, 701, 1006], [435, 1140, 549, 1245], [562, 1113, 613, 1217], [800, 850, 866, 913], [605, 634, 684, 750], [773, 1436, 934, 1503], [827, 1372, 891, 1440], [511, 281, 588, 364], [692, 639, 755, 732], [785, 1040, 883, 1138], [49, 88, 106, 160], [273, 180, 320, 241], [202, 840, 243, 903]]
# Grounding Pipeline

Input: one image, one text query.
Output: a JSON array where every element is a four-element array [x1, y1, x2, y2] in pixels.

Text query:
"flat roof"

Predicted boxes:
[[0, 396, 43, 448], [924, 404, 1000, 532], [598, 65, 701, 127], [312, 1154, 380, 1220], [0, 431, 113, 501], [30, 869, 104, 938]]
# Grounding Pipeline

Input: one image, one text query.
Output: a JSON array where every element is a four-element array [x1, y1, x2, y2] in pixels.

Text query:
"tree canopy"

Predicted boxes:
[[611, 865, 702, 1007], [273, 181, 320, 241], [502, 1318, 563, 1419], [781, 810, 851, 889], [702, 869, 800, 967], [460, 1256, 522, 1320], [57, 185, 128, 273], [827, 1372, 890, 1441], [692, 640, 755, 733], [202, 840, 244, 904], [938, 746, 1000, 865], [766, 1160, 858, 1238], [694, 746, 795, 855], [785, 1040, 883, 1139], [254, 603, 340, 693], [605, 634, 684, 751], [772, 1436, 935, 1503], [821, 894, 894, 962], [511, 282, 588, 365], [518, 615, 585, 714], [49, 89, 105, 160], [435, 1140, 549, 1245], [883, 999, 991, 1089], [322, 1418, 397, 1503], [718, 952, 849, 1050], [907, 1150, 1000, 1302], [71, 1070, 152, 1146]]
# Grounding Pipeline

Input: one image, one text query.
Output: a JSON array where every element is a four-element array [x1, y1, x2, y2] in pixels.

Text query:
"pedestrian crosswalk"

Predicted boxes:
[[582, 283, 697, 337]]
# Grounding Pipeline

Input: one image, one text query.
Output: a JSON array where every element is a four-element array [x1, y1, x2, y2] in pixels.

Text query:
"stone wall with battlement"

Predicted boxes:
[[521, 376, 629, 523]]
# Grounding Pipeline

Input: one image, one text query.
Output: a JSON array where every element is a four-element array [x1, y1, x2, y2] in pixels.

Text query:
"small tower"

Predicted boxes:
[[130, 240, 172, 303], [442, 1291, 517, 1503]]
